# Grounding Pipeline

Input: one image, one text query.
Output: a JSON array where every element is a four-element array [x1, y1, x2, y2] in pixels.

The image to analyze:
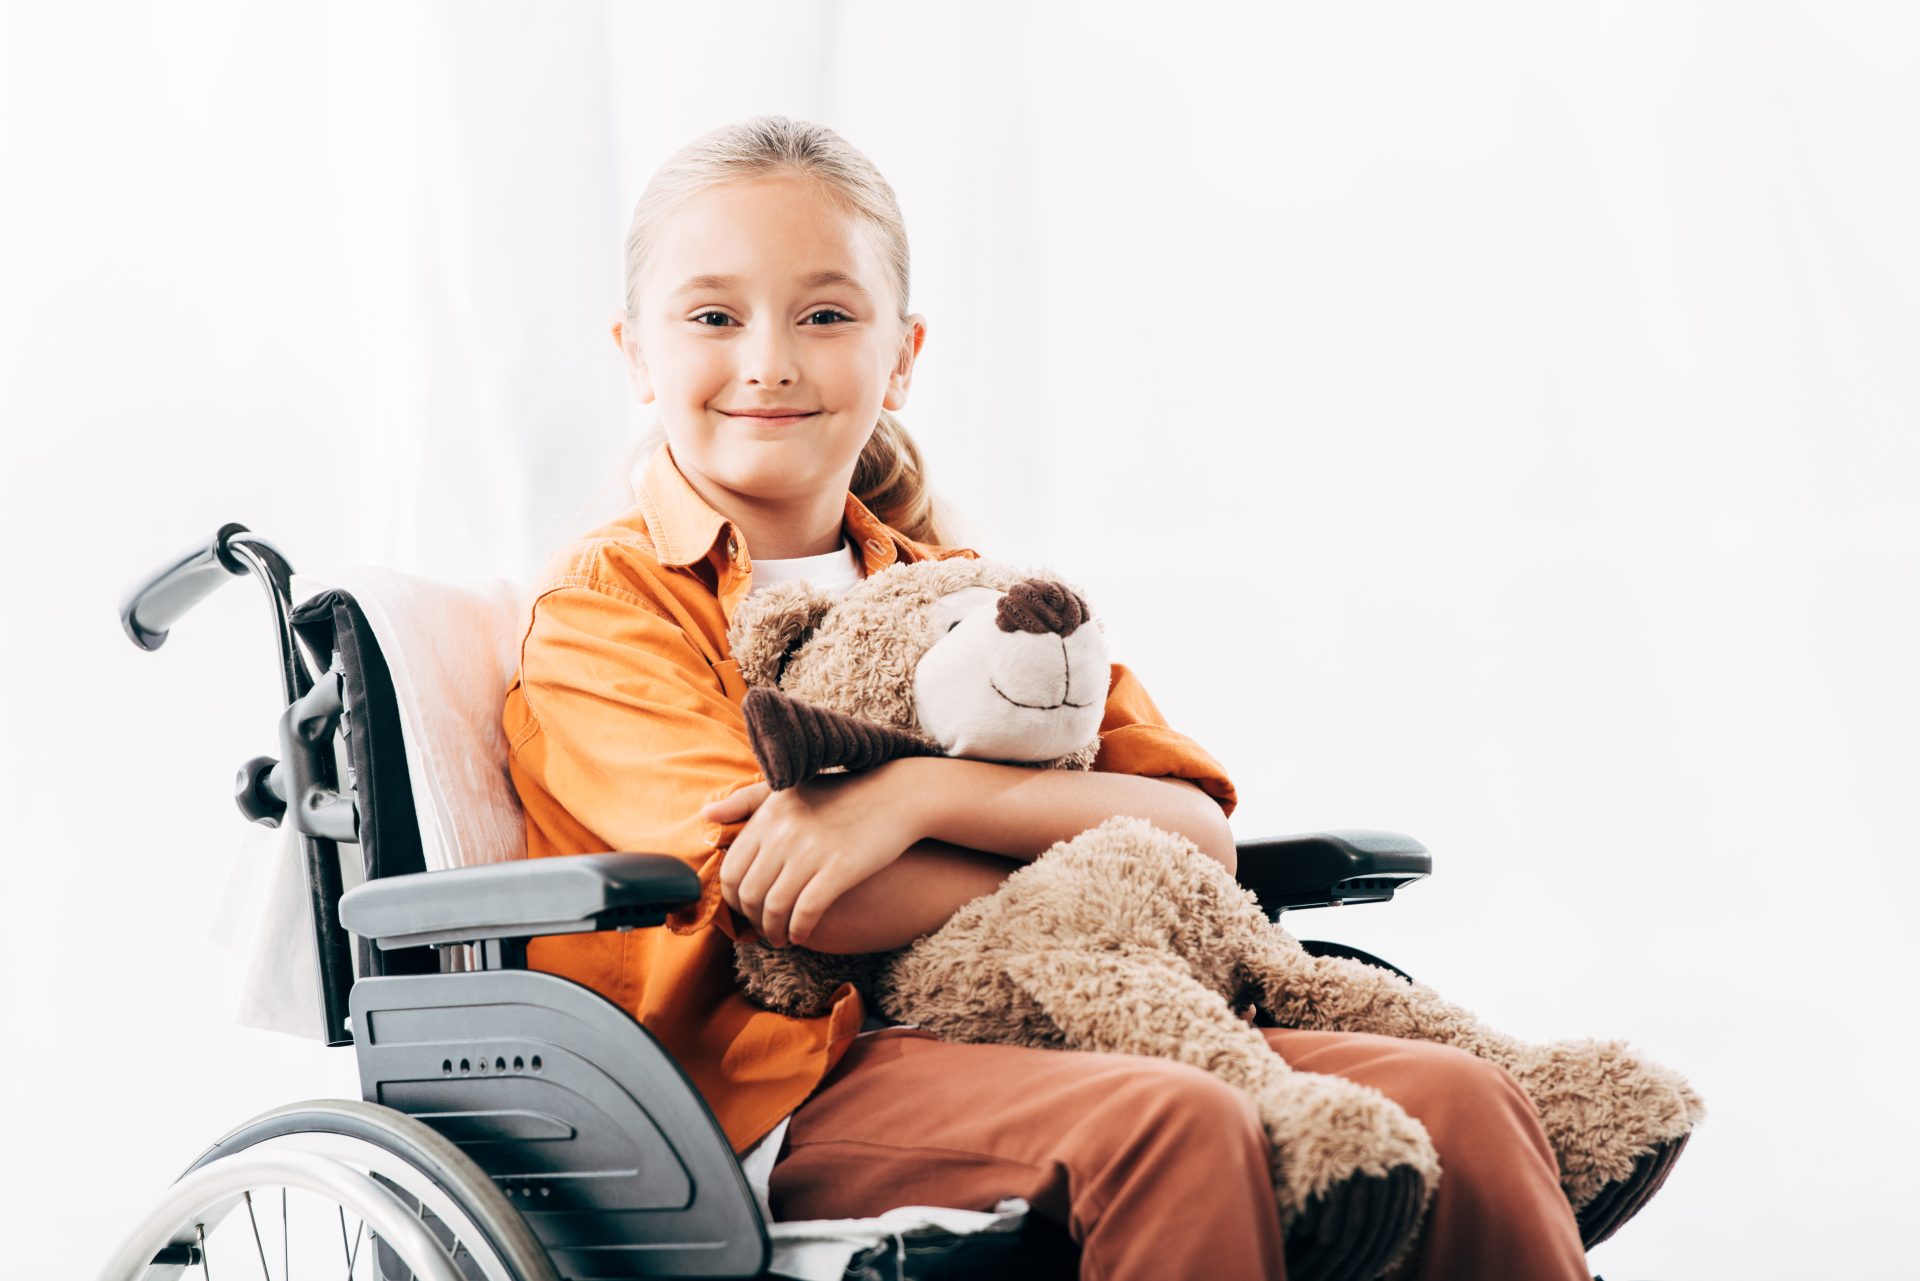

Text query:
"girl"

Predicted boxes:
[[503, 115, 1593, 1281]]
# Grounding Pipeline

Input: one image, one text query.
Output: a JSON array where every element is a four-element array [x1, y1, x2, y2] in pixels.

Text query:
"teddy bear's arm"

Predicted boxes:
[[742, 685, 943, 789]]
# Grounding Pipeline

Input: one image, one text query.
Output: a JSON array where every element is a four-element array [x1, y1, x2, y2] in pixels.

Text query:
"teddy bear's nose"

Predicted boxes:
[[996, 579, 1090, 637]]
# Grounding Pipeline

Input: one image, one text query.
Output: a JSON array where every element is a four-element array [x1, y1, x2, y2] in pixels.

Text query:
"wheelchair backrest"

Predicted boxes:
[[291, 568, 531, 871], [286, 572, 530, 982]]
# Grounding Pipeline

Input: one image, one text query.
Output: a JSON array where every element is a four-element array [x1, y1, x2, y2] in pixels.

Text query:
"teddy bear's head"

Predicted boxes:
[[726, 558, 1111, 786]]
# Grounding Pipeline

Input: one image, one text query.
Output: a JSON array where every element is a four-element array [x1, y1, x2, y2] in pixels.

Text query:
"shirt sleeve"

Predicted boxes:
[[506, 580, 768, 944], [1092, 662, 1238, 819]]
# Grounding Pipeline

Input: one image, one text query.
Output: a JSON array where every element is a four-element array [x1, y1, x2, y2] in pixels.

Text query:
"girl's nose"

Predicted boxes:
[[996, 579, 1090, 637], [742, 326, 802, 388]]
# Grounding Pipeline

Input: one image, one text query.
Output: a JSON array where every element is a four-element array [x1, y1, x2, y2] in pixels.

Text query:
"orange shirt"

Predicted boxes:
[[503, 441, 1239, 1156]]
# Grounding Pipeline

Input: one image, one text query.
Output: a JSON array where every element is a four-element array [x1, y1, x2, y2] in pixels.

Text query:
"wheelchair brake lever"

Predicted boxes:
[[276, 662, 360, 844]]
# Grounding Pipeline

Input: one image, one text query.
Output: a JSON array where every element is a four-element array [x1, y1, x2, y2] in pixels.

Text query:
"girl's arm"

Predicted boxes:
[[710, 664, 1239, 952], [905, 755, 1236, 870], [801, 758, 1234, 955]]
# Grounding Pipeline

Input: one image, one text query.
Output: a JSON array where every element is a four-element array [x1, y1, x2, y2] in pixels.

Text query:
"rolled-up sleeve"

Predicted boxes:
[[1092, 662, 1238, 819], [506, 580, 766, 943]]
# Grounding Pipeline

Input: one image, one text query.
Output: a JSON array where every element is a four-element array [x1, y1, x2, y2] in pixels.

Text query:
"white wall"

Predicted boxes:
[[4, 2, 1915, 1275]]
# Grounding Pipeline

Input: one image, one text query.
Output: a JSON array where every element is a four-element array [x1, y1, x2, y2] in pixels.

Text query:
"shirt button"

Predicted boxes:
[[727, 534, 740, 559]]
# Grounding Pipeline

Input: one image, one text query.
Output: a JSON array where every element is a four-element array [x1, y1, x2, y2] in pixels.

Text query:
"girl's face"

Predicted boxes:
[[615, 173, 926, 518]]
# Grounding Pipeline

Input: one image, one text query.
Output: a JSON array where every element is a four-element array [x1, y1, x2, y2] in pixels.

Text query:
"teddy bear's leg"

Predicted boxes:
[[1001, 947, 1438, 1281], [1242, 938, 1705, 1224], [1496, 1036, 1704, 1227]]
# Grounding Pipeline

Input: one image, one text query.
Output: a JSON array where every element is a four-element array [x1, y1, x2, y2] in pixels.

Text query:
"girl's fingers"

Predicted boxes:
[[703, 781, 772, 823], [759, 862, 811, 950], [720, 829, 758, 913], [735, 840, 784, 938], [786, 870, 844, 949]]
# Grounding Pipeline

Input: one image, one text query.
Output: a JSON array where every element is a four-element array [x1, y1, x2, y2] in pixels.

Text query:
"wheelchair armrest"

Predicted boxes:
[[1235, 830, 1432, 916], [338, 852, 701, 950]]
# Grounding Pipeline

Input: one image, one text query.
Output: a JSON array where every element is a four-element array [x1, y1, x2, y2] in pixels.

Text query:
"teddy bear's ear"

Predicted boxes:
[[727, 582, 837, 688]]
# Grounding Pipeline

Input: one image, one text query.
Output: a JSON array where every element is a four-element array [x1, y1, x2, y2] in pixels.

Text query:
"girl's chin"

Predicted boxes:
[[708, 450, 832, 490]]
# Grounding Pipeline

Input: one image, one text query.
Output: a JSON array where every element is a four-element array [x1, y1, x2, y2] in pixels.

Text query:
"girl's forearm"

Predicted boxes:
[[800, 762, 1234, 955], [800, 838, 1019, 954], [896, 755, 1237, 871]]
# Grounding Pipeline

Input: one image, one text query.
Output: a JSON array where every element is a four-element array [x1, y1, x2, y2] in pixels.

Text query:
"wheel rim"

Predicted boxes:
[[99, 1145, 464, 1281], [100, 1107, 549, 1281], [252, 1132, 523, 1281]]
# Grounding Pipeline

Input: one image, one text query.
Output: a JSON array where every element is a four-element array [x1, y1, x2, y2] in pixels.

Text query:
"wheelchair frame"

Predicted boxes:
[[110, 522, 1435, 1281]]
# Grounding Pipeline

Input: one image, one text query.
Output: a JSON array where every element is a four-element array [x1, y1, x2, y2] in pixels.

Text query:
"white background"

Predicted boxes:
[[4, 3, 1916, 1277]]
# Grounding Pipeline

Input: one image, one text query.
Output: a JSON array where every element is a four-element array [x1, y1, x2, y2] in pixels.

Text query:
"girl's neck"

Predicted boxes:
[[673, 454, 851, 561]]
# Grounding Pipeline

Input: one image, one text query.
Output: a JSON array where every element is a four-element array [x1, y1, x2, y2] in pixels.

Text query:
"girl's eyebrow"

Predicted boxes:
[[671, 269, 872, 300]]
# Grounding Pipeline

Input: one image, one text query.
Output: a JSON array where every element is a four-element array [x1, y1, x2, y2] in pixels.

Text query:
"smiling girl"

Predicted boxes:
[[503, 115, 1593, 1281]]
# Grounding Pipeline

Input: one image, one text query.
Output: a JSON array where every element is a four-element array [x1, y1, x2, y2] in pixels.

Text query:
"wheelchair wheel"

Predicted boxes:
[[100, 1098, 558, 1281]]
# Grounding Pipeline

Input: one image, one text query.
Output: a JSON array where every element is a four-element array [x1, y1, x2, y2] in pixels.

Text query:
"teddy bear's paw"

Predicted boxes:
[[1574, 1131, 1691, 1250], [1286, 1165, 1431, 1281], [1259, 1073, 1437, 1281], [1258, 1072, 1440, 1224], [1507, 1038, 1705, 1211]]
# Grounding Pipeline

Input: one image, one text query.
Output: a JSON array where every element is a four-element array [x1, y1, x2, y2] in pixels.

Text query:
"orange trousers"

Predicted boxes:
[[765, 1025, 1592, 1281]]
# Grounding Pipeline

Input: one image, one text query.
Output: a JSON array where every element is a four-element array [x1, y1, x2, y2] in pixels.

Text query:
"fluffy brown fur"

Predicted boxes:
[[726, 561, 1703, 1268]]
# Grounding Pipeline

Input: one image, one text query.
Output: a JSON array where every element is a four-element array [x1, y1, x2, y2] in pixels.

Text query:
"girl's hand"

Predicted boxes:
[[700, 760, 930, 950]]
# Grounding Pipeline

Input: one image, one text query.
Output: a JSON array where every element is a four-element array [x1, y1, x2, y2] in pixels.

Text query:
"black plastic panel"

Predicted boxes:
[[1234, 829, 1432, 914]]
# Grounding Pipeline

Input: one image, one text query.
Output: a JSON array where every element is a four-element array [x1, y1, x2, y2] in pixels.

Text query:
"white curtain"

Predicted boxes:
[[5, 3, 1915, 1275]]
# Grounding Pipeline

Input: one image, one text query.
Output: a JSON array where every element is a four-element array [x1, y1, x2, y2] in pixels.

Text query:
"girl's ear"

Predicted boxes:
[[611, 312, 654, 404], [882, 314, 928, 412], [728, 583, 837, 688]]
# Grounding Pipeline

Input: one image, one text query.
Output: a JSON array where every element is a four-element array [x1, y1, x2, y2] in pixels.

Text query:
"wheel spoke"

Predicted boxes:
[[198, 1222, 214, 1280], [282, 1188, 288, 1281], [244, 1190, 272, 1279]]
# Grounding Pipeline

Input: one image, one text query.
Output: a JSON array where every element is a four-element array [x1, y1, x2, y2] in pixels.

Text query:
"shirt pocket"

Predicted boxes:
[[711, 657, 748, 706]]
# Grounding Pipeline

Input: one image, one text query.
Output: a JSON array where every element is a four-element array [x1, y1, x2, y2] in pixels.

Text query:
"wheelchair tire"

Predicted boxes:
[[100, 1098, 559, 1281], [1296, 939, 1416, 983]]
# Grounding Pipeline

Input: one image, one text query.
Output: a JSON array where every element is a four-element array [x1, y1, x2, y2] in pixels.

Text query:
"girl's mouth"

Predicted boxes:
[[723, 412, 819, 428]]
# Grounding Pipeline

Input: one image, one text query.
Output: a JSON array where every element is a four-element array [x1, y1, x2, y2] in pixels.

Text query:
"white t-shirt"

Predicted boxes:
[[744, 534, 867, 600], [737, 533, 917, 1194]]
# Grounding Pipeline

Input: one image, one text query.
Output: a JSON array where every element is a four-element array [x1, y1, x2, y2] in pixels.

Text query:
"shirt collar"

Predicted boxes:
[[635, 439, 917, 576]]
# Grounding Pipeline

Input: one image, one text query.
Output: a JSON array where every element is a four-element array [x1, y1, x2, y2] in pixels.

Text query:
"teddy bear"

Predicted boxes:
[[724, 558, 1703, 1279]]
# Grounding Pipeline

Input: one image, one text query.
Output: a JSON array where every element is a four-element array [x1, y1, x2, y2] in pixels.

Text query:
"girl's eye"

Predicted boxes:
[[689, 309, 851, 328], [947, 619, 960, 632]]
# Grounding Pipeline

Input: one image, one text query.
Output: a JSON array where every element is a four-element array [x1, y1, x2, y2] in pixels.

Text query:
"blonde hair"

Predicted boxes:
[[619, 115, 954, 547]]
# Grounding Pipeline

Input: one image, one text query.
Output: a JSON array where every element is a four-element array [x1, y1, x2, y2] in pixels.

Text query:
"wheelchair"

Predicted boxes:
[[103, 522, 1446, 1281]]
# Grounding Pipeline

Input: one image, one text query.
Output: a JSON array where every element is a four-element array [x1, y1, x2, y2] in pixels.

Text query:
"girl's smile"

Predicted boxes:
[[721, 409, 822, 429]]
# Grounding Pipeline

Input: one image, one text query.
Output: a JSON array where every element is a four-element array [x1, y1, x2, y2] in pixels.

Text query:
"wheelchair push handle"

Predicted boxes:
[[119, 521, 256, 650], [121, 522, 309, 705]]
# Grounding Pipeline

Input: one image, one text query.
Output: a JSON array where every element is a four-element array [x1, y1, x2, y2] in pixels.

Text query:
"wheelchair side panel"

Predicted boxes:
[[351, 970, 770, 1279]]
